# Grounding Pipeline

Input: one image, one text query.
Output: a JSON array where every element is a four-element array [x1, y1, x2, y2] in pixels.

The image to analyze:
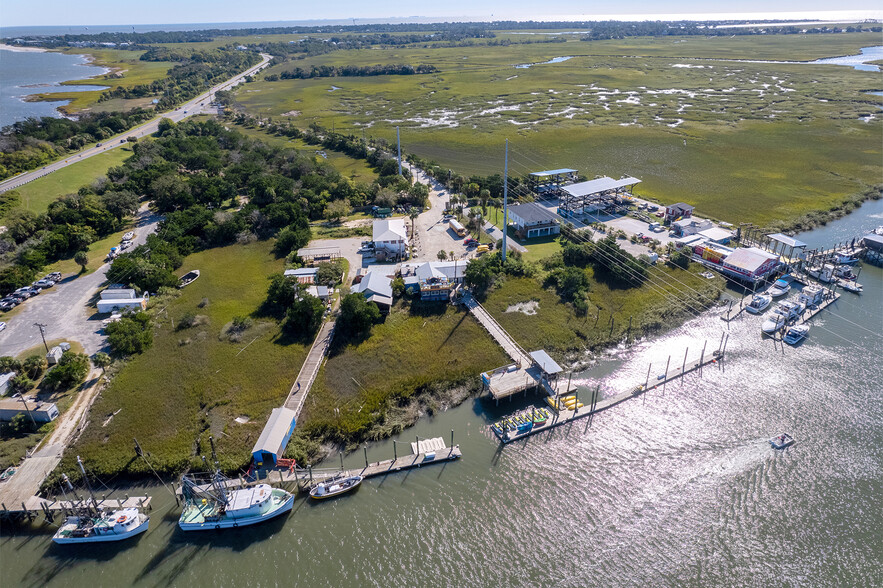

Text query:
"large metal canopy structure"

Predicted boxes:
[[528, 168, 579, 193], [558, 176, 641, 217]]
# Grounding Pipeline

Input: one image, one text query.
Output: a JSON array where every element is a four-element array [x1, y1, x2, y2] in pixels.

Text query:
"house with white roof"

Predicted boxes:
[[372, 218, 409, 260], [353, 271, 394, 310]]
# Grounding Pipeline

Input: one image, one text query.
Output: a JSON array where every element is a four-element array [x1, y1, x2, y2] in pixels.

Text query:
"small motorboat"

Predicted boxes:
[[838, 280, 863, 294], [309, 475, 363, 500], [767, 278, 791, 298], [770, 433, 795, 450], [745, 293, 772, 314], [798, 285, 825, 307], [178, 270, 200, 288], [773, 300, 804, 321], [805, 264, 835, 283], [783, 325, 810, 345], [761, 313, 787, 334]]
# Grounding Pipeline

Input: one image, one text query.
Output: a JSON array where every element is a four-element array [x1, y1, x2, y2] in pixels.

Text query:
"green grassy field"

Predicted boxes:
[[3, 147, 133, 218], [235, 33, 882, 229], [303, 301, 508, 443], [27, 49, 174, 114], [483, 267, 723, 355], [64, 240, 310, 477]]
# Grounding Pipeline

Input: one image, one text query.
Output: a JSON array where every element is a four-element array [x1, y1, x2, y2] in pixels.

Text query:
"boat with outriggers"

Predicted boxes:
[[770, 433, 795, 450], [53, 457, 150, 545], [745, 293, 772, 314], [309, 474, 363, 500], [178, 438, 294, 531]]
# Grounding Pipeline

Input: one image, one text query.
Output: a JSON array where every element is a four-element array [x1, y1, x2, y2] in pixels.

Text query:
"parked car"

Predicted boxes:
[[120, 240, 133, 250], [123, 231, 135, 241], [25, 286, 41, 296], [654, 211, 665, 218], [13, 288, 34, 299], [47, 272, 62, 281], [33, 279, 54, 288], [647, 205, 659, 212], [0, 321, 6, 332], [0, 299, 17, 311]]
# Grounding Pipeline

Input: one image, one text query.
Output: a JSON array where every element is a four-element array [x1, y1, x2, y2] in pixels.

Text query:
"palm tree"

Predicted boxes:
[[408, 210, 419, 258], [479, 189, 490, 216], [22, 355, 47, 380], [437, 250, 448, 261], [92, 352, 111, 377]]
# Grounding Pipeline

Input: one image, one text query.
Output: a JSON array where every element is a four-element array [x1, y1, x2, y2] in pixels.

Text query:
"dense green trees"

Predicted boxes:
[[42, 352, 90, 391], [338, 293, 381, 338], [105, 313, 153, 356]]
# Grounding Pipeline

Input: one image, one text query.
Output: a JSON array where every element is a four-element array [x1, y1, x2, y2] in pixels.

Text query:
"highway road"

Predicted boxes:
[[0, 52, 272, 194]]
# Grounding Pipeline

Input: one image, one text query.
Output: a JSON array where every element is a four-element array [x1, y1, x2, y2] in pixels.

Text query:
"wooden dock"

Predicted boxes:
[[1, 494, 152, 522], [795, 291, 840, 325], [493, 350, 723, 445]]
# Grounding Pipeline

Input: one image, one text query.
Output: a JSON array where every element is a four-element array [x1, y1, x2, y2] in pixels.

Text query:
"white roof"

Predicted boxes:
[[676, 235, 706, 246], [530, 350, 563, 374], [724, 247, 779, 272], [251, 407, 296, 457], [698, 228, 733, 241], [767, 233, 807, 249], [415, 261, 466, 282], [354, 271, 393, 299], [562, 176, 641, 197], [673, 217, 710, 228], [284, 267, 318, 277], [373, 218, 408, 242]]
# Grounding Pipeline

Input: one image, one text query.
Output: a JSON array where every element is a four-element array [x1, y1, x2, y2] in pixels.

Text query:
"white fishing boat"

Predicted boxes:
[[54, 507, 149, 544], [309, 475, 363, 500], [767, 278, 791, 298], [774, 300, 805, 321], [178, 269, 200, 289], [838, 280, 863, 294], [832, 265, 857, 281], [783, 325, 810, 345], [798, 285, 825, 307], [761, 313, 787, 334], [52, 457, 150, 545], [832, 250, 859, 265], [805, 265, 835, 283], [745, 293, 772, 314], [770, 433, 795, 450], [178, 439, 294, 531]]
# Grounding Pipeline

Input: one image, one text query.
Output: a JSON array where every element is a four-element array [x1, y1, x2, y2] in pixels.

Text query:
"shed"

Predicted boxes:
[[46, 346, 64, 365], [97, 297, 147, 314], [0, 398, 59, 422], [665, 203, 694, 221], [251, 407, 297, 468], [0, 372, 16, 396], [284, 267, 319, 284], [530, 350, 563, 377]]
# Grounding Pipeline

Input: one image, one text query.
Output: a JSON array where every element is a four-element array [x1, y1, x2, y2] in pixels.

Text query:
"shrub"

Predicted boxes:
[[21, 355, 47, 379], [43, 352, 90, 390], [338, 293, 381, 338], [105, 312, 153, 355], [0, 357, 22, 373]]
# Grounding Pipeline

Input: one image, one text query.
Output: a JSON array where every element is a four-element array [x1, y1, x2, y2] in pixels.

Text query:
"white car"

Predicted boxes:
[[123, 231, 135, 241], [0, 321, 6, 332], [120, 240, 133, 250]]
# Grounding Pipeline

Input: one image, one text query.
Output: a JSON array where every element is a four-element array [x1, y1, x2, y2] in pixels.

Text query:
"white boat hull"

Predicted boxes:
[[53, 518, 149, 544], [178, 493, 294, 531]]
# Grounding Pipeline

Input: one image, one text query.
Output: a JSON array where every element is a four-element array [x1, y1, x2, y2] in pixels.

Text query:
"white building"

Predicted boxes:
[[372, 218, 409, 258], [96, 287, 147, 314], [672, 217, 713, 236], [284, 267, 319, 284], [0, 372, 16, 396], [508, 204, 560, 240]]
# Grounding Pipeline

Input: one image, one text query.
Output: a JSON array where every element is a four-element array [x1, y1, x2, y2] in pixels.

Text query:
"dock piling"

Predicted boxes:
[[681, 348, 688, 386], [451, 429, 454, 448], [663, 356, 671, 394], [364, 445, 368, 468], [700, 341, 706, 377]]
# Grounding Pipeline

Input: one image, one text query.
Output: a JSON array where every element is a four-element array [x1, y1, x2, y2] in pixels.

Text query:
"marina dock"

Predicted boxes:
[[1, 494, 152, 522], [492, 349, 723, 444]]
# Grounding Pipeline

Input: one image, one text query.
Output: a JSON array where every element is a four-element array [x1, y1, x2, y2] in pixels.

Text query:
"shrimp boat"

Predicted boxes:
[[745, 293, 772, 314], [53, 457, 149, 545], [178, 438, 294, 531], [309, 474, 363, 500]]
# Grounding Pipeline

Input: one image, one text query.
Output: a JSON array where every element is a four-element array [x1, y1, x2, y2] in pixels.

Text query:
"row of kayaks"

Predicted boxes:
[[491, 408, 552, 435], [546, 395, 584, 411]]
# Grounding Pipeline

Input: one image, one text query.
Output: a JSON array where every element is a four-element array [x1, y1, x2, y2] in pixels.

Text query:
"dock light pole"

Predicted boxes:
[[396, 126, 402, 176], [502, 139, 508, 263]]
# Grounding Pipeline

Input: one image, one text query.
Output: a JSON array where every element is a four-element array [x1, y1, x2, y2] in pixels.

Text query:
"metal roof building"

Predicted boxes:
[[251, 407, 297, 467], [530, 350, 563, 376], [561, 177, 642, 198]]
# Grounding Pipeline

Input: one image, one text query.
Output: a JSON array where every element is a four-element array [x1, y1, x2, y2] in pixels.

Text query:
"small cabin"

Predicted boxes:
[[251, 407, 297, 468]]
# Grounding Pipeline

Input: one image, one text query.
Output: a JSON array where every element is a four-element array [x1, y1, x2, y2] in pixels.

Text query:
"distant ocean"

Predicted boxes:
[[0, 48, 107, 127]]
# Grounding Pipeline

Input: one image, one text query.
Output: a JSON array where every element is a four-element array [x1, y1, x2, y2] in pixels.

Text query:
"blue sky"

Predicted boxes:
[[3, 1, 881, 27]]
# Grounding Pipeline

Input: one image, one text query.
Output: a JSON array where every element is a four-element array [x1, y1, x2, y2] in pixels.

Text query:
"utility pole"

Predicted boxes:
[[502, 138, 508, 263], [396, 126, 402, 176], [19, 396, 37, 429], [34, 322, 49, 353]]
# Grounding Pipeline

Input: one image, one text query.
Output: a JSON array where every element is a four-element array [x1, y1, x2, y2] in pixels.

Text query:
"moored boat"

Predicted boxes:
[[783, 325, 810, 345], [745, 293, 772, 314], [767, 278, 791, 298], [761, 313, 787, 335], [770, 433, 795, 450], [838, 280, 863, 293], [805, 264, 835, 283], [832, 250, 859, 265], [309, 475, 363, 500]]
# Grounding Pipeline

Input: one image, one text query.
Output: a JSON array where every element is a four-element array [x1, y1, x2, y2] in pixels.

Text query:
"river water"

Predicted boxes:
[[0, 48, 108, 128], [1, 202, 880, 585]]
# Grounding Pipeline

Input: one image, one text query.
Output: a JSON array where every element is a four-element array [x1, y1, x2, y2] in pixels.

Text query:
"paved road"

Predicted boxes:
[[0, 53, 272, 195], [0, 204, 161, 357]]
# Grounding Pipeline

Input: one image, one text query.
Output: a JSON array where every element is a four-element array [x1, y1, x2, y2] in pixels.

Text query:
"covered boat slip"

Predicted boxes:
[[481, 350, 575, 401]]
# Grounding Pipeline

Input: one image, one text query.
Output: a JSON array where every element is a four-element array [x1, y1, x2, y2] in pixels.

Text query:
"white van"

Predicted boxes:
[[648, 222, 663, 232]]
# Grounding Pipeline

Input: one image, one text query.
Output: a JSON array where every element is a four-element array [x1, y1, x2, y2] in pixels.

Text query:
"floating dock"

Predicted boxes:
[[492, 350, 723, 445]]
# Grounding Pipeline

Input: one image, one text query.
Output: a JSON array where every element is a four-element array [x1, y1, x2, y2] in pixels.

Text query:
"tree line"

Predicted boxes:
[[265, 63, 438, 81]]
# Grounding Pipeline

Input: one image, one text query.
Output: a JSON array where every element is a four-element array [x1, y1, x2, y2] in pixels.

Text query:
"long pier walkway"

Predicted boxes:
[[284, 318, 336, 419], [461, 293, 532, 366]]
